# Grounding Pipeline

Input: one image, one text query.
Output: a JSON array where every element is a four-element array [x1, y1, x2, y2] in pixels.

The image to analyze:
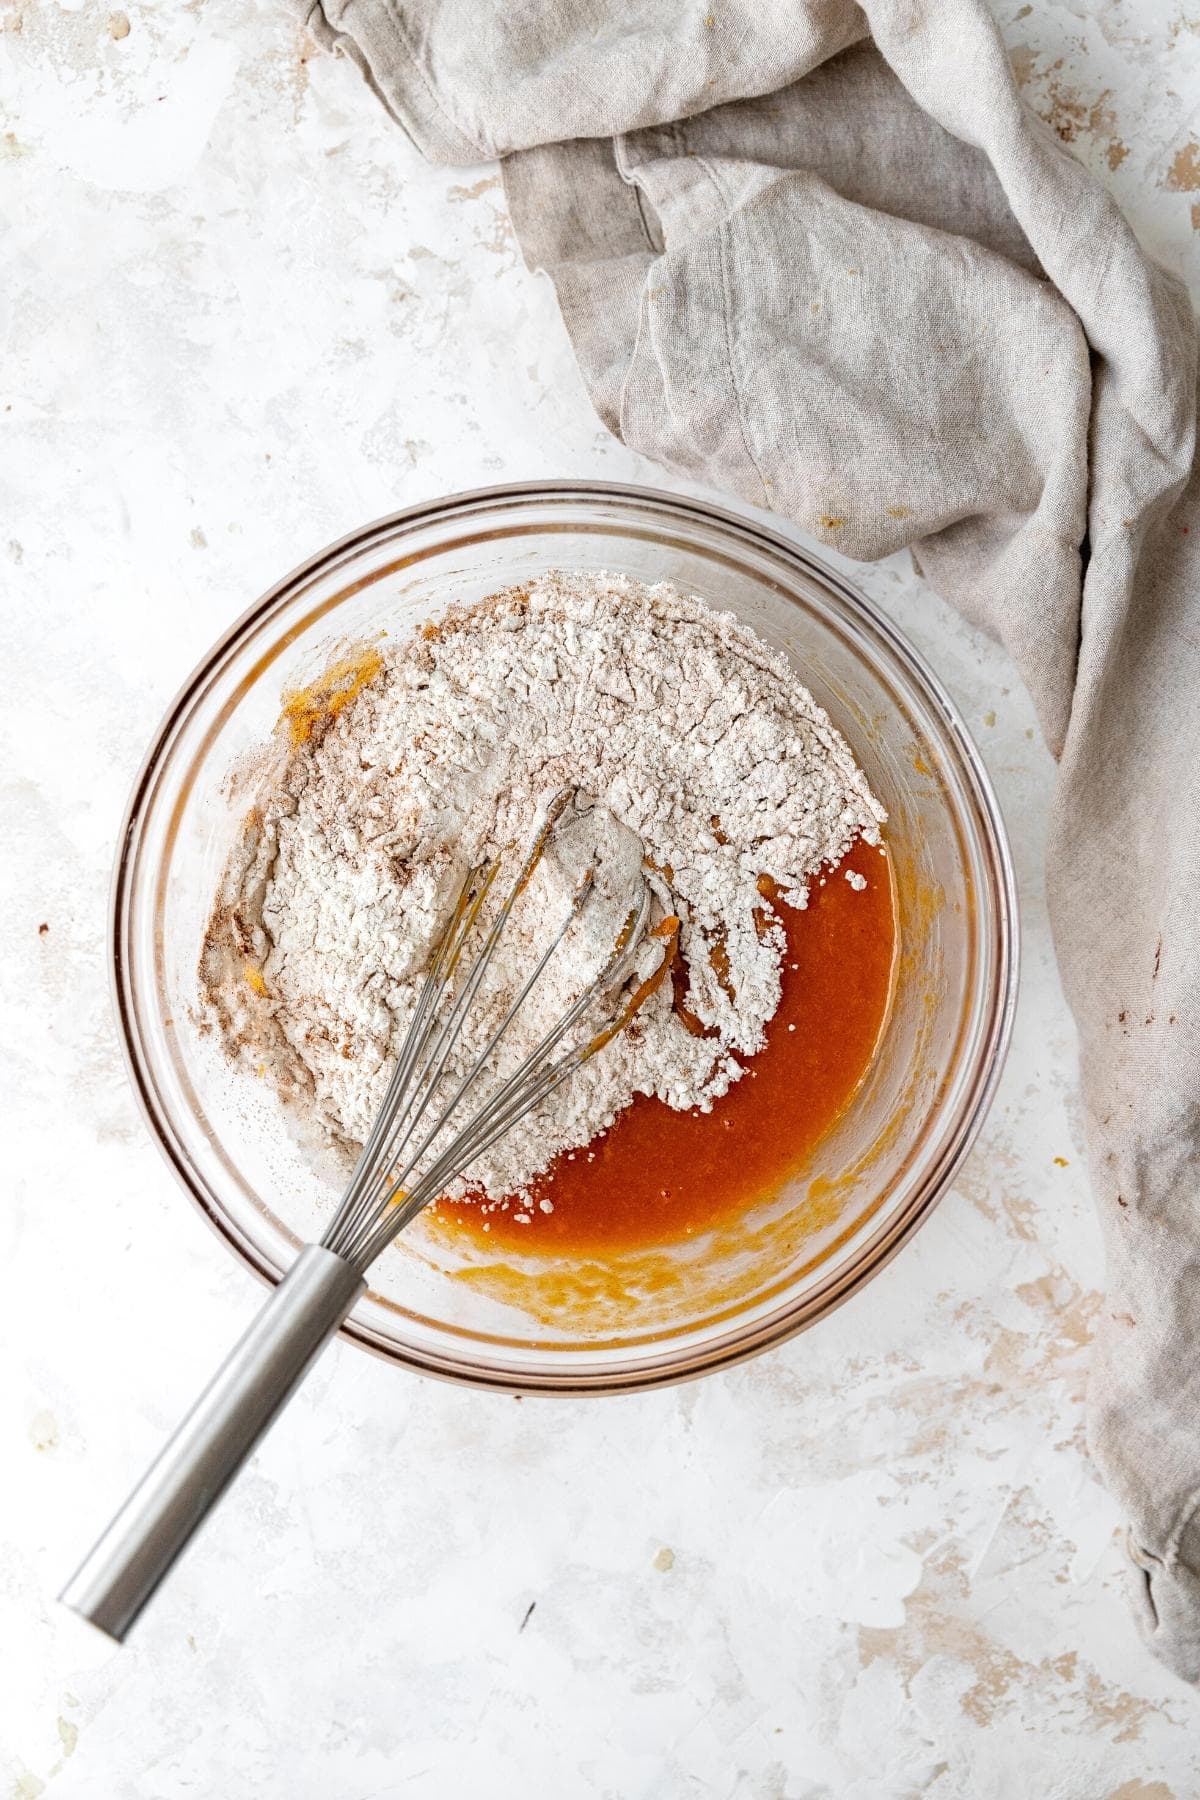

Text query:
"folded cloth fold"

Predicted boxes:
[[297, 0, 1200, 1682]]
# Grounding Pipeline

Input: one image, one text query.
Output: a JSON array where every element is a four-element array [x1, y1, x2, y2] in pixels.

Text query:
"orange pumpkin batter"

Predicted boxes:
[[435, 835, 897, 1256]]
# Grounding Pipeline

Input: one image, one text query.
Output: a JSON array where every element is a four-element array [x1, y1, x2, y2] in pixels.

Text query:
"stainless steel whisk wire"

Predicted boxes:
[[60, 789, 662, 1642]]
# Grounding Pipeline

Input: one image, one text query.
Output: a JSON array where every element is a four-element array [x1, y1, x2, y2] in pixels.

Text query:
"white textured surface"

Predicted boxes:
[[2, 2, 1200, 1794]]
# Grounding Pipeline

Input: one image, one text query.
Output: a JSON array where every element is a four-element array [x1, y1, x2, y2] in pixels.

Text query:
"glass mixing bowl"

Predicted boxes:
[[114, 482, 1017, 1393]]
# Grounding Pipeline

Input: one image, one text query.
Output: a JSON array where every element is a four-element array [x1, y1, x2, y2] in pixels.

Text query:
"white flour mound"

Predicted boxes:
[[201, 572, 885, 1203]]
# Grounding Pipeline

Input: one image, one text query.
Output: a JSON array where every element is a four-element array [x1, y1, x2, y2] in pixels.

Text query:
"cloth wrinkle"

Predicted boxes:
[[1165, 1485, 1200, 1570], [697, 154, 774, 510], [381, 0, 488, 158]]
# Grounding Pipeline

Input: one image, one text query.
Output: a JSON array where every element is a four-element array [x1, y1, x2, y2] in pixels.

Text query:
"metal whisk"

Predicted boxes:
[[61, 788, 670, 1643]]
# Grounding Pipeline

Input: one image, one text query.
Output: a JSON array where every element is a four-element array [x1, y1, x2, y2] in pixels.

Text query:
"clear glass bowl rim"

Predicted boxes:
[[111, 480, 1019, 1394]]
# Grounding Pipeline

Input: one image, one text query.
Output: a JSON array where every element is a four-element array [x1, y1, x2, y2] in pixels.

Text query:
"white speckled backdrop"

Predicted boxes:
[[3, 2, 1200, 1794]]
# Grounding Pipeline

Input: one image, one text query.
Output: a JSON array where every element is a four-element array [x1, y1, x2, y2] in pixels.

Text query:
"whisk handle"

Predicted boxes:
[[59, 1245, 365, 1643]]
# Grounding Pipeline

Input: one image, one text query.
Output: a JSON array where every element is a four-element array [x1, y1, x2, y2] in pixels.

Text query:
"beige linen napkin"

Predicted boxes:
[[297, 0, 1200, 1680]]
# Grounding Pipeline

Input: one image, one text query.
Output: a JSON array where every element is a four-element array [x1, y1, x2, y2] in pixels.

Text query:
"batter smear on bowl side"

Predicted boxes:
[[201, 572, 895, 1251]]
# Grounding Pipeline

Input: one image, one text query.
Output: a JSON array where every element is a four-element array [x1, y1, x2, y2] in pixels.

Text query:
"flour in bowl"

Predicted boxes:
[[201, 572, 885, 1203]]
